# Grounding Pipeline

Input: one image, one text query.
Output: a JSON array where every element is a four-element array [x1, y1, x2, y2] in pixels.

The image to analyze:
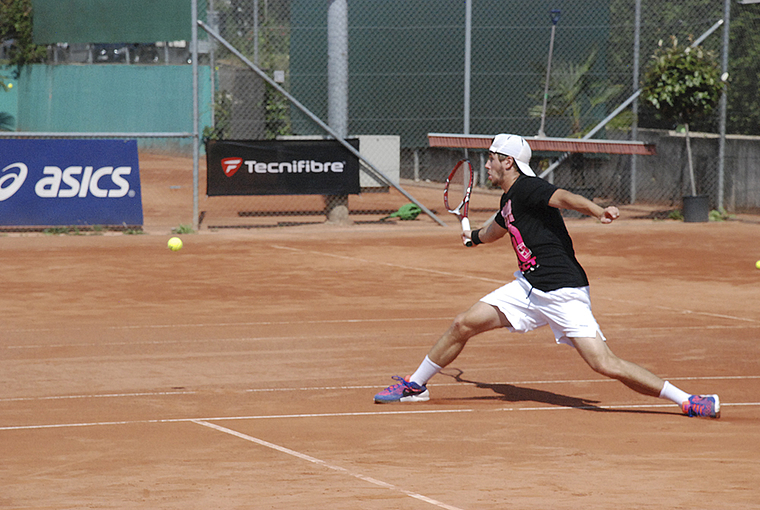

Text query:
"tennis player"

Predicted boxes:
[[374, 133, 720, 418]]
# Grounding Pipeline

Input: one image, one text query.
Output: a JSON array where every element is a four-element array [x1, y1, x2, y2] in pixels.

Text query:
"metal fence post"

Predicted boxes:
[[326, 0, 350, 223], [192, 0, 200, 231], [630, 0, 641, 204], [718, 0, 731, 211]]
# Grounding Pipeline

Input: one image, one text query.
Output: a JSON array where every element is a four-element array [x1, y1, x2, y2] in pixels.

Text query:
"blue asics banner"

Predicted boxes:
[[0, 139, 143, 226], [206, 139, 360, 196]]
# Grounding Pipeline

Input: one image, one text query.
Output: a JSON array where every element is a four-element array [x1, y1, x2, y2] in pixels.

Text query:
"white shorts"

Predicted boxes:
[[480, 272, 605, 346]]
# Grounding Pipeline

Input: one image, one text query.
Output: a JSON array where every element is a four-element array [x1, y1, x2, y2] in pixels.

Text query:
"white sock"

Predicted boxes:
[[409, 356, 442, 386], [659, 380, 692, 405]]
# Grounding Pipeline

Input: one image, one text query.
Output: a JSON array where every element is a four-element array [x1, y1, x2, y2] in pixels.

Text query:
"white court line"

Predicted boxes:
[[272, 244, 506, 285], [4, 375, 758, 403], [4, 245, 757, 339], [4, 332, 404, 350], [193, 420, 467, 510], [2, 316, 453, 335], [0, 390, 197, 402], [10, 319, 760, 350], [0, 408, 475, 431], [2, 401, 759, 431], [5, 314, 758, 338], [8, 321, 758, 351], [600, 297, 760, 324], [272, 245, 760, 325], [3, 375, 758, 403], [3, 316, 458, 333], [242, 374, 760, 393]]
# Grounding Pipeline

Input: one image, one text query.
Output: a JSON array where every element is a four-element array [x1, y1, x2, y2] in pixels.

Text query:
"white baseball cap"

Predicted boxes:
[[489, 134, 534, 177]]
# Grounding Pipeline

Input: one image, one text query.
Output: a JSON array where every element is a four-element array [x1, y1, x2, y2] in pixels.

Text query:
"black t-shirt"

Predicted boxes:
[[493, 175, 589, 292]]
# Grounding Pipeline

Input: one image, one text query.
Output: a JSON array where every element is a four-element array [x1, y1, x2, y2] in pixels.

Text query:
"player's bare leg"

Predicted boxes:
[[375, 302, 509, 403], [571, 333, 720, 417], [570, 333, 664, 396], [427, 301, 510, 367]]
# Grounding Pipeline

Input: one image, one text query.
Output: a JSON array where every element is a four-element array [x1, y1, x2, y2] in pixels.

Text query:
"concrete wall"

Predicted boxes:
[[633, 129, 760, 211]]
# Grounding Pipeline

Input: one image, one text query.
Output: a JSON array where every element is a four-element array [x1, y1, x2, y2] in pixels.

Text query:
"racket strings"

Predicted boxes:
[[445, 166, 469, 214]]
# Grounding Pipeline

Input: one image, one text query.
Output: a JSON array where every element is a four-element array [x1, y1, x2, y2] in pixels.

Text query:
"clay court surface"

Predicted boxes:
[[2, 153, 760, 509]]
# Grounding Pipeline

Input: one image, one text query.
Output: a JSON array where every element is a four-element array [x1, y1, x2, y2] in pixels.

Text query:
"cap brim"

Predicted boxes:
[[515, 160, 536, 177]]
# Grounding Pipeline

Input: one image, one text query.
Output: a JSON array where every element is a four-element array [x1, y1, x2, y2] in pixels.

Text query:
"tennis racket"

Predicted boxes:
[[443, 159, 474, 246]]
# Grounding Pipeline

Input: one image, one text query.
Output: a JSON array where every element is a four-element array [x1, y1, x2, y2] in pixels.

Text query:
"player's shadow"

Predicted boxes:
[[439, 368, 669, 415]]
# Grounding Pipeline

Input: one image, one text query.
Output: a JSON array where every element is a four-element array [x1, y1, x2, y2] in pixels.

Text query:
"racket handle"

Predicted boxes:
[[460, 217, 473, 247]]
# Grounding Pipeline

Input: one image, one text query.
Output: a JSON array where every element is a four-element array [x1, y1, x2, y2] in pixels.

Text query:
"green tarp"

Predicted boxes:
[[32, 0, 191, 44]]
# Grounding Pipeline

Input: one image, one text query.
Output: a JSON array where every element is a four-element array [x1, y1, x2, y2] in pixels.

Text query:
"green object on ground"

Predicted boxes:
[[383, 203, 421, 221]]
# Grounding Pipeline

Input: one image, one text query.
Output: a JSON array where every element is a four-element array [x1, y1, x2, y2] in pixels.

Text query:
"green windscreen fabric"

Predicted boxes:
[[32, 0, 191, 44], [290, 0, 612, 147]]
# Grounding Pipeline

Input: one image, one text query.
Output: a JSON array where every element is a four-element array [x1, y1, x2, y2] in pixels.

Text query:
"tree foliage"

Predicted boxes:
[[642, 36, 725, 196], [641, 36, 724, 125], [607, 0, 760, 136], [0, 0, 47, 72], [529, 50, 628, 137]]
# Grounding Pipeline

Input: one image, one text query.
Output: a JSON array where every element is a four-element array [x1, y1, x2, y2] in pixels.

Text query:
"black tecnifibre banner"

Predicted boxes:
[[206, 139, 360, 196]]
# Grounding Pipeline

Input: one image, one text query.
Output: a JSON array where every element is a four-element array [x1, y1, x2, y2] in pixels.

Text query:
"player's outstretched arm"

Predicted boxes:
[[463, 219, 508, 245], [549, 189, 619, 224]]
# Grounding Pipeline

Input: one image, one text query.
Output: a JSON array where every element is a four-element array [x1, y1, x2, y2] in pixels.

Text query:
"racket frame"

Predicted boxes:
[[443, 159, 475, 246]]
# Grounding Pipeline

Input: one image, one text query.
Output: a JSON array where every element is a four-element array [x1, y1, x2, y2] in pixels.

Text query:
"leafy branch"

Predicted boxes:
[[529, 50, 628, 137], [642, 36, 725, 196], [0, 0, 47, 74], [642, 36, 723, 125]]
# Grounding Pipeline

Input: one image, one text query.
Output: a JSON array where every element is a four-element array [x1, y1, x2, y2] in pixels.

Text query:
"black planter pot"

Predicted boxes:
[[683, 195, 709, 223]]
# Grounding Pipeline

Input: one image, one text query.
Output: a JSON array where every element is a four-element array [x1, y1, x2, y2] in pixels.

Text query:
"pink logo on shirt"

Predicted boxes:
[[502, 199, 537, 272]]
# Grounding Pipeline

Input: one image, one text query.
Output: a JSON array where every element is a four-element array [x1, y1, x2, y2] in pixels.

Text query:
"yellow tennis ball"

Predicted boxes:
[[168, 237, 183, 251], [756, 259, 760, 270]]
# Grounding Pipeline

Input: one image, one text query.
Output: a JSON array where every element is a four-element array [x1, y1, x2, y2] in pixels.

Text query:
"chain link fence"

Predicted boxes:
[[196, 0, 760, 227], [5, 1, 760, 229]]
